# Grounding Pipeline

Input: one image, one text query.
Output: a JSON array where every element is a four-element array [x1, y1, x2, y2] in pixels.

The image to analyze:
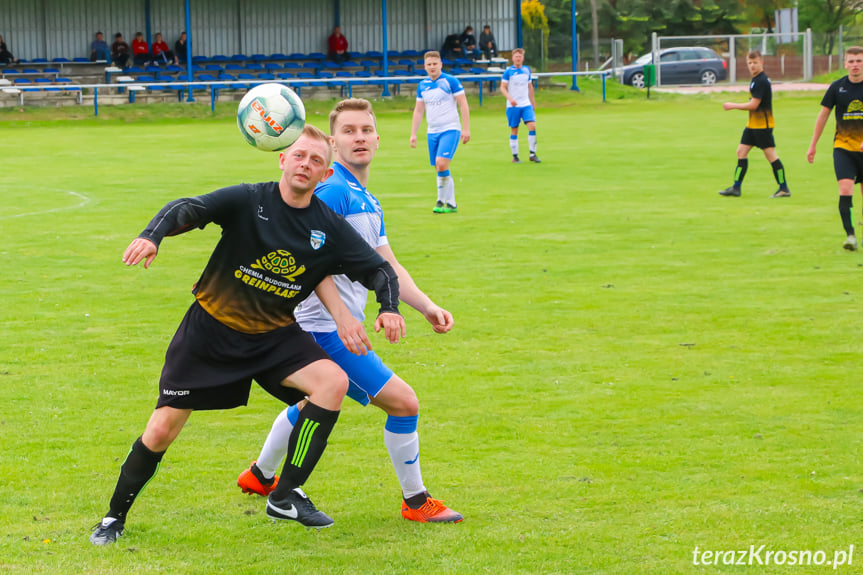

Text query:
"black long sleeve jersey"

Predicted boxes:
[[139, 182, 400, 334]]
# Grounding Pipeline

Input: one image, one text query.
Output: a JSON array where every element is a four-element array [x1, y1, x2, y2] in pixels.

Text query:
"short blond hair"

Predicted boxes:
[[295, 124, 332, 165], [329, 98, 377, 135], [512, 48, 525, 56], [424, 50, 441, 60]]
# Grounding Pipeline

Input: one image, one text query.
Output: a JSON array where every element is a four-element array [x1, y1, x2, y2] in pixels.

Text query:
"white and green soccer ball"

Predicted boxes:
[[237, 83, 306, 152]]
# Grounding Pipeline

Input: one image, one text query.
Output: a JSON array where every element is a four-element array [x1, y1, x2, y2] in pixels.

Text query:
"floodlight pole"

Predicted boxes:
[[185, 0, 195, 102], [571, 0, 579, 91], [381, 0, 391, 97]]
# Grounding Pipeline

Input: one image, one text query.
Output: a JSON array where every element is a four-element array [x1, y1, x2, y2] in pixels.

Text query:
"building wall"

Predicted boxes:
[[1, 0, 516, 61]]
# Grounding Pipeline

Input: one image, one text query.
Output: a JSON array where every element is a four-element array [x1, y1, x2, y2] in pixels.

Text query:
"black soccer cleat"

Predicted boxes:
[[529, 154, 542, 163], [89, 518, 124, 545], [718, 186, 741, 197], [266, 488, 334, 529], [512, 155, 522, 164]]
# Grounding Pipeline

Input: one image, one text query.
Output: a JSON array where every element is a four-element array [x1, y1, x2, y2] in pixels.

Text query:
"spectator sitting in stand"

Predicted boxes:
[[459, 26, 480, 60], [440, 34, 463, 60], [151, 32, 177, 65], [132, 32, 150, 66], [479, 25, 498, 59], [90, 31, 111, 62], [111, 33, 130, 68], [328, 25, 350, 63], [174, 31, 188, 65], [0, 35, 19, 65]]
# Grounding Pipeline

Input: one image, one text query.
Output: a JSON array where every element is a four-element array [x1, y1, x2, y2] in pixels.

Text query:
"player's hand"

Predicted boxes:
[[409, 135, 417, 148], [375, 312, 406, 343], [123, 238, 158, 268], [423, 305, 454, 334], [722, 102, 734, 111], [807, 146, 816, 164], [508, 98, 517, 106], [461, 130, 471, 144], [335, 314, 372, 356]]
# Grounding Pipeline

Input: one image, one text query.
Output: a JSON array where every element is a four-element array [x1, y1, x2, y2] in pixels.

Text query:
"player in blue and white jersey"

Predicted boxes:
[[410, 50, 471, 214], [500, 48, 541, 164], [239, 98, 463, 523]]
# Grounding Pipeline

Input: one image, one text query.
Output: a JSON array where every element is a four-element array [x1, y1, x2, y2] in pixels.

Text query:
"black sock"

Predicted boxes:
[[840, 196, 855, 236], [107, 437, 165, 521], [270, 402, 339, 499], [733, 158, 748, 189], [771, 159, 788, 190]]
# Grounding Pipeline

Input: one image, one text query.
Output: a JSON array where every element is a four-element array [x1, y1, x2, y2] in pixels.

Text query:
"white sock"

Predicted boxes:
[[447, 177, 456, 206], [384, 430, 425, 498], [528, 132, 537, 155], [509, 135, 519, 156], [436, 176, 447, 203], [256, 407, 295, 478]]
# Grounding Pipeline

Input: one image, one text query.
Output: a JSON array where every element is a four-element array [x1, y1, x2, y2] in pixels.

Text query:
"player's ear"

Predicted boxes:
[[319, 167, 334, 182], [278, 151, 287, 170]]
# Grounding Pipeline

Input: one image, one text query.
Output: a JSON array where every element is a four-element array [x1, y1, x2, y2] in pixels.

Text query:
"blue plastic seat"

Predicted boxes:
[[251, 54, 268, 61], [270, 53, 287, 60], [31, 58, 49, 63], [73, 57, 89, 63], [225, 64, 244, 71], [276, 72, 295, 80], [282, 62, 301, 70], [307, 52, 326, 60], [52, 57, 71, 63], [211, 55, 229, 62], [257, 73, 276, 80], [264, 62, 281, 70], [205, 64, 223, 72], [231, 54, 248, 61], [245, 62, 264, 71]]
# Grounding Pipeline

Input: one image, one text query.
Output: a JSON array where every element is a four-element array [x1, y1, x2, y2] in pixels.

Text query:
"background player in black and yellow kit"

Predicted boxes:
[[90, 125, 406, 545], [719, 51, 791, 198], [807, 46, 863, 251]]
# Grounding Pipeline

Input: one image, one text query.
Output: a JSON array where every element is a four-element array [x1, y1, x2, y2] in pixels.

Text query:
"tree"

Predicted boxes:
[[799, 0, 863, 54]]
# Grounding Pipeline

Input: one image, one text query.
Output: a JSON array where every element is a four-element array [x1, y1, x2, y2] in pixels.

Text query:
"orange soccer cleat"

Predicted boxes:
[[237, 461, 279, 496], [401, 492, 463, 523]]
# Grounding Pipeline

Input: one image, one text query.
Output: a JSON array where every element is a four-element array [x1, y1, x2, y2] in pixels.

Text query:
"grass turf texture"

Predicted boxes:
[[1, 81, 861, 574]]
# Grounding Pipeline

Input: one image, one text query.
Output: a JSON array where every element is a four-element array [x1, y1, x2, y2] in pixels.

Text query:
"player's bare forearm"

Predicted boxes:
[[807, 108, 831, 162]]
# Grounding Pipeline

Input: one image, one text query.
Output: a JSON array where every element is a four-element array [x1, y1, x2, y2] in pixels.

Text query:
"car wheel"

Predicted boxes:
[[700, 69, 717, 85], [630, 72, 645, 89]]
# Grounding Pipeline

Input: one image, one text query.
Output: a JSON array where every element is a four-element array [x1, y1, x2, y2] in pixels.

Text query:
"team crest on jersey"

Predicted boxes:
[[310, 230, 326, 250]]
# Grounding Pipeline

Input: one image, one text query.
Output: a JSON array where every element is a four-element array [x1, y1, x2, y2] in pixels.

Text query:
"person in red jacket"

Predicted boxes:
[[327, 26, 349, 63], [132, 32, 150, 66], [151, 32, 177, 65]]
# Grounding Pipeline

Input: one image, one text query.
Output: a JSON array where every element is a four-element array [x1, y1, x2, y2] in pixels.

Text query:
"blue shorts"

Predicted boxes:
[[506, 106, 537, 128], [309, 330, 394, 406], [427, 130, 461, 166]]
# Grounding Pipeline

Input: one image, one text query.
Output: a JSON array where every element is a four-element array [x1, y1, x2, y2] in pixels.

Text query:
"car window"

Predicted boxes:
[[679, 50, 701, 61], [660, 52, 679, 63], [634, 53, 652, 65], [697, 48, 717, 59]]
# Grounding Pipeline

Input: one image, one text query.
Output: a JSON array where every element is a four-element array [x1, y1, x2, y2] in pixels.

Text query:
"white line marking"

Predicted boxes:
[[0, 189, 91, 220]]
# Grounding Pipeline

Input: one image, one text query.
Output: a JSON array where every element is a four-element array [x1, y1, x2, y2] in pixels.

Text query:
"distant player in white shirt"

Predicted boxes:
[[500, 48, 540, 163], [410, 50, 471, 213], [238, 98, 463, 524]]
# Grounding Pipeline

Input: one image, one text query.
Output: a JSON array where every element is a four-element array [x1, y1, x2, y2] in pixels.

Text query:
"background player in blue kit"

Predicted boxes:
[[500, 48, 540, 164], [239, 98, 463, 523], [410, 51, 471, 214]]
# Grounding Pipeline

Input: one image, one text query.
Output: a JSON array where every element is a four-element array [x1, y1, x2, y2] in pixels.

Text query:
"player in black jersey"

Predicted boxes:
[[808, 46, 863, 251], [719, 51, 791, 198], [89, 125, 406, 545]]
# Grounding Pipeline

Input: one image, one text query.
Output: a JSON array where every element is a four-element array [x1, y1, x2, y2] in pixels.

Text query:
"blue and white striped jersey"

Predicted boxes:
[[501, 65, 532, 108], [294, 162, 388, 332], [416, 73, 465, 133]]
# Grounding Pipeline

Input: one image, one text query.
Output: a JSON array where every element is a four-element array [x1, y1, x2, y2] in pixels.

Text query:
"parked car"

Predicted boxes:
[[620, 47, 727, 88]]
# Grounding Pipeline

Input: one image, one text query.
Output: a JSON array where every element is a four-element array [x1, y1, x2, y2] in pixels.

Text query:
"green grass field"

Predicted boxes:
[[1, 80, 862, 574]]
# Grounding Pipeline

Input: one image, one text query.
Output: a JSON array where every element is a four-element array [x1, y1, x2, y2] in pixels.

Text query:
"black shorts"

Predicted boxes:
[[833, 148, 863, 183], [156, 301, 330, 410], [740, 128, 776, 150]]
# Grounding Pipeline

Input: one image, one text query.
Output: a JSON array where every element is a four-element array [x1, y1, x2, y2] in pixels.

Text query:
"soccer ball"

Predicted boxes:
[[236, 83, 306, 152]]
